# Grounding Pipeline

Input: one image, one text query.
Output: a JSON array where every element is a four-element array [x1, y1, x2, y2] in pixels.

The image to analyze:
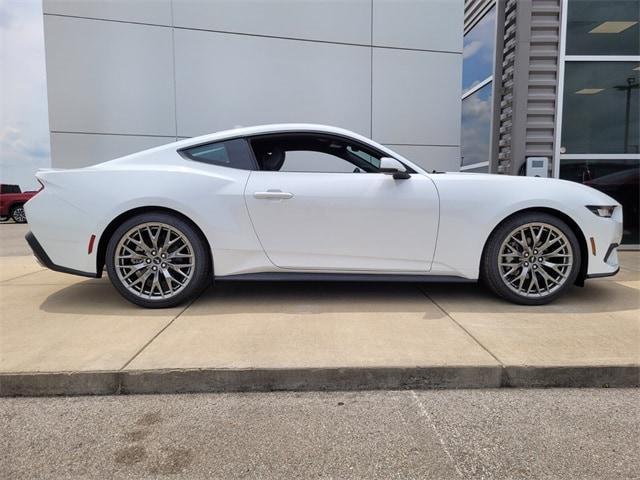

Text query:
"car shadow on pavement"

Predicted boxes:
[[38, 280, 181, 317], [39, 277, 640, 316], [39, 280, 447, 316]]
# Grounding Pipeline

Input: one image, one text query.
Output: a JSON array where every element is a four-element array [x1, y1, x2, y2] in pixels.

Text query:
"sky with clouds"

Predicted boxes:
[[460, 5, 496, 167], [0, 0, 50, 190]]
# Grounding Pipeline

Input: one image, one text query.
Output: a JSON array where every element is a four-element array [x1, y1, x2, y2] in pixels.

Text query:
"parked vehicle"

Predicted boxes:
[[0, 184, 37, 223], [24, 124, 622, 308]]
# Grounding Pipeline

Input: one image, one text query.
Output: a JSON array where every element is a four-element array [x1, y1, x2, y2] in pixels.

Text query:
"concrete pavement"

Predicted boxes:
[[0, 223, 30, 256], [2, 388, 639, 479], [1, 246, 638, 394]]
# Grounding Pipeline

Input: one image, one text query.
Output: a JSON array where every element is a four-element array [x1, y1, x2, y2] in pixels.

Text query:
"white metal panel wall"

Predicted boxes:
[[174, 29, 372, 137], [43, 0, 173, 25], [44, 15, 176, 136], [373, 0, 463, 52], [173, 0, 371, 45], [372, 48, 462, 146], [50, 133, 176, 169], [43, 0, 463, 172]]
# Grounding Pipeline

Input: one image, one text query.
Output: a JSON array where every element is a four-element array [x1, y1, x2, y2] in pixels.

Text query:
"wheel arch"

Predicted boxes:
[[96, 206, 212, 277], [481, 206, 588, 286]]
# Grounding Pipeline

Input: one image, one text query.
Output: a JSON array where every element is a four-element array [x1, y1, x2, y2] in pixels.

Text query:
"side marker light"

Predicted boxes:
[[88, 234, 96, 255]]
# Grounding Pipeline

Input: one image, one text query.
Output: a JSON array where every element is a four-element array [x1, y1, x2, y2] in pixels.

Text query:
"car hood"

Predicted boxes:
[[430, 172, 620, 206]]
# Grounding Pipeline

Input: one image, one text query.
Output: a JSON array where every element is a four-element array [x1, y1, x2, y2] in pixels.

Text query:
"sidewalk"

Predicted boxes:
[[1, 251, 638, 395]]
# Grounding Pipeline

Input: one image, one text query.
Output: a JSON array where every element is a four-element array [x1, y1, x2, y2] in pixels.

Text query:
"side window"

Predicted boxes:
[[347, 145, 381, 169], [1, 184, 21, 194], [249, 134, 385, 173], [180, 138, 256, 170], [280, 151, 355, 173]]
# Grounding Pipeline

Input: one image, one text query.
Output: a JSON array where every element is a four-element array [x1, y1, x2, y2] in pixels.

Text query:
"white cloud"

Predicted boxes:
[[0, 0, 51, 190], [461, 92, 492, 165], [463, 40, 483, 60], [462, 93, 492, 118]]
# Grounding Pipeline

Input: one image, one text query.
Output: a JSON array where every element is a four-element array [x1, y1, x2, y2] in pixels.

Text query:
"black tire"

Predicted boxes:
[[10, 204, 27, 223], [481, 212, 581, 305], [105, 212, 211, 308]]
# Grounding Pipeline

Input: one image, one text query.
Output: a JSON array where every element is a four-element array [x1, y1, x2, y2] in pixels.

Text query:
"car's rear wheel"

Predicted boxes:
[[481, 212, 581, 305], [105, 212, 211, 308], [10, 204, 26, 223]]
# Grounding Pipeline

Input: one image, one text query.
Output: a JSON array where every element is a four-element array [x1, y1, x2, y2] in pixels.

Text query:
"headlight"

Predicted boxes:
[[586, 205, 616, 218]]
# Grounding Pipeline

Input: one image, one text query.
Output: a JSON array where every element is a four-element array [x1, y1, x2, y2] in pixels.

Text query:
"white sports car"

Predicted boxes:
[[25, 124, 622, 308]]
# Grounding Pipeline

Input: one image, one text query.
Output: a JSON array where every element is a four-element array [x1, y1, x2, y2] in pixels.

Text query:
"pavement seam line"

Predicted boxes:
[[0, 268, 47, 284], [118, 291, 203, 371], [418, 286, 505, 368], [410, 390, 465, 479]]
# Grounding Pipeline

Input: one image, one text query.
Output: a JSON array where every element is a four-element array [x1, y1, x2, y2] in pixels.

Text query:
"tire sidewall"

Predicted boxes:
[[482, 212, 581, 305], [105, 212, 211, 308]]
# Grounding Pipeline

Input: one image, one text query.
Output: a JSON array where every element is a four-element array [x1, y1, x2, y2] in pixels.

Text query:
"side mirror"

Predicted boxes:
[[379, 157, 410, 179]]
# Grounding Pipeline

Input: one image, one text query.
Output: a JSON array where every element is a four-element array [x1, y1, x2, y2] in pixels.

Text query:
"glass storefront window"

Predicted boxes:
[[461, 82, 492, 166], [567, 0, 640, 55], [560, 159, 639, 244], [561, 61, 639, 154], [462, 165, 490, 173], [462, 5, 496, 93]]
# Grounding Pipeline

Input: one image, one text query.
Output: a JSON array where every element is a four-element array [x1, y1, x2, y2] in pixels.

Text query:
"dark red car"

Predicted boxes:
[[0, 184, 37, 223]]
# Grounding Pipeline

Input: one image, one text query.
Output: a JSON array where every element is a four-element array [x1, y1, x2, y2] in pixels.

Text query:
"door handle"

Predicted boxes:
[[253, 190, 294, 200]]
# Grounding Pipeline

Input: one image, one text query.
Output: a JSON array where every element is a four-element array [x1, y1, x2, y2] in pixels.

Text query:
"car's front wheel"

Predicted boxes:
[[481, 212, 581, 305], [105, 212, 211, 308]]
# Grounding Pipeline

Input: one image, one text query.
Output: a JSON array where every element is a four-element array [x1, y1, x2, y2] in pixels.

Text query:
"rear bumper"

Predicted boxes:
[[25, 231, 98, 278]]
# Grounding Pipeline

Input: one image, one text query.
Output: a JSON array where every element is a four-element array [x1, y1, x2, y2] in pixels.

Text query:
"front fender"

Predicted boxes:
[[429, 174, 622, 279]]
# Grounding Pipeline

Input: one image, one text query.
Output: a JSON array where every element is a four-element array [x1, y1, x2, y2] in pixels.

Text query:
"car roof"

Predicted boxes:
[[173, 124, 375, 149], [95, 124, 427, 175]]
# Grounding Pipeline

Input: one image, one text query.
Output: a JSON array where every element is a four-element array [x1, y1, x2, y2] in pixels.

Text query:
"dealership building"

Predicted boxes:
[[462, 0, 638, 244], [42, 0, 638, 245]]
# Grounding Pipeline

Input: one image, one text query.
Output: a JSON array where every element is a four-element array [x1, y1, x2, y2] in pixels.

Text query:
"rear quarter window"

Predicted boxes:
[[1, 184, 21, 194], [179, 138, 256, 170]]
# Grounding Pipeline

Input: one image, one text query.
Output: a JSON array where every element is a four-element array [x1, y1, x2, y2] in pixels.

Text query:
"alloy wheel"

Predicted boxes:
[[498, 222, 573, 298], [12, 206, 26, 223], [114, 222, 195, 300]]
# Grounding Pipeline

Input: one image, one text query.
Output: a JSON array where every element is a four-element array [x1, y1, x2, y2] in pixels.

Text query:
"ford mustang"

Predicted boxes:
[[24, 124, 622, 308]]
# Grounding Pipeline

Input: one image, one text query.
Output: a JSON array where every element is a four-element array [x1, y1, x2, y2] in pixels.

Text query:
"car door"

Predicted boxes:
[[243, 133, 440, 273]]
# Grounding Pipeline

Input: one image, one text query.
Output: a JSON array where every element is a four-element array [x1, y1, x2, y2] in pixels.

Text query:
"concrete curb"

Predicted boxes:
[[0, 372, 120, 396], [120, 366, 502, 394], [1, 365, 638, 396], [504, 365, 640, 388]]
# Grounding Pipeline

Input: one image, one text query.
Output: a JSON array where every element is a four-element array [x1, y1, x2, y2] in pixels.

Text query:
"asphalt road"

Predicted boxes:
[[2, 388, 639, 479]]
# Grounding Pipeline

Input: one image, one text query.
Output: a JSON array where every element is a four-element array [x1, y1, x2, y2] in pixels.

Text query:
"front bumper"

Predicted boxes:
[[581, 200, 623, 279], [586, 242, 620, 279], [25, 231, 98, 278], [587, 266, 620, 279]]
